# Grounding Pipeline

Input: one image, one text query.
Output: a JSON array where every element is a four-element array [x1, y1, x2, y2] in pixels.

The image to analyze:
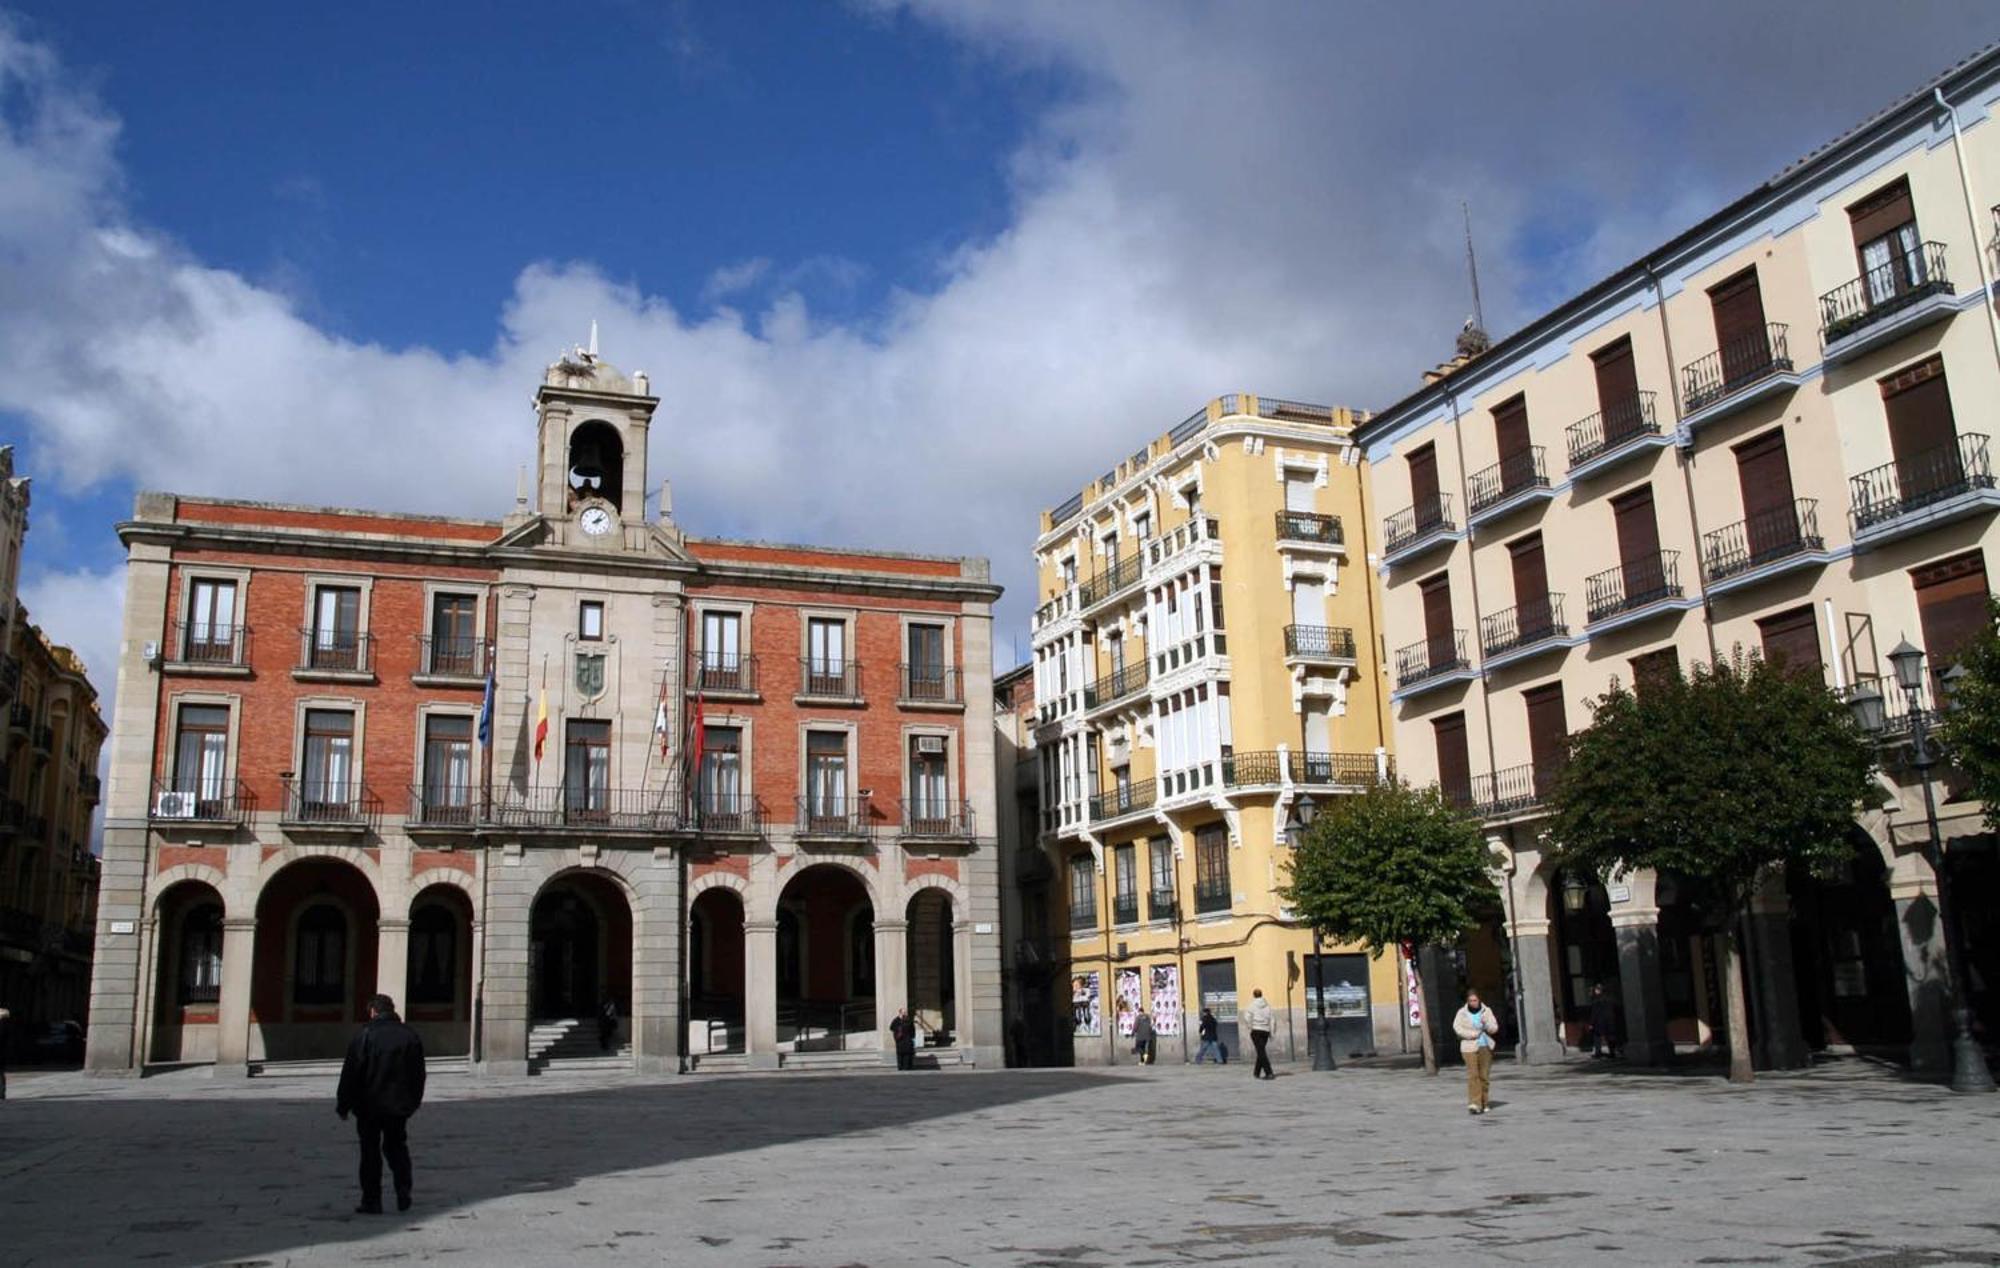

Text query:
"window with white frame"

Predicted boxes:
[[300, 708, 356, 811], [908, 733, 950, 827], [806, 729, 849, 819], [310, 585, 362, 671]]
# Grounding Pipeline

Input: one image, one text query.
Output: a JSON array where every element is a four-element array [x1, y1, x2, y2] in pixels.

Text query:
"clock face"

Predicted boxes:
[[579, 505, 614, 537]]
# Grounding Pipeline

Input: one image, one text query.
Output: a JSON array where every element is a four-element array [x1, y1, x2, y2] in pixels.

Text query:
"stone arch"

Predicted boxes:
[[149, 878, 227, 1064], [407, 882, 476, 1056], [530, 866, 636, 1022], [251, 854, 382, 1060], [689, 870, 749, 902], [689, 883, 747, 1053], [775, 861, 878, 1050], [252, 843, 386, 906], [407, 867, 478, 909], [151, 863, 235, 919], [771, 854, 883, 917]]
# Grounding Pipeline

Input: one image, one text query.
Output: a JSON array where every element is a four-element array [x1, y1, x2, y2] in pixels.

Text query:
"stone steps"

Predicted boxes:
[[529, 1018, 631, 1074], [248, 1055, 472, 1078]]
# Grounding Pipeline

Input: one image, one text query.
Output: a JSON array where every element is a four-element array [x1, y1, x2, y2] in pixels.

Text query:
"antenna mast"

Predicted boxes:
[[1462, 202, 1486, 334]]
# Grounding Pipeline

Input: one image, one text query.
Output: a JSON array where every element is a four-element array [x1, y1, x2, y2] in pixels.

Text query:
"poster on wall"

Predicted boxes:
[[1115, 967, 1143, 1037], [1071, 972, 1102, 1036], [1403, 941, 1423, 1026], [1149, 964, 1183, 1036]]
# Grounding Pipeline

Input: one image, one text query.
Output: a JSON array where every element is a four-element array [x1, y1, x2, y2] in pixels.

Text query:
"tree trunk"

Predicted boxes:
[[1721, 919, 1755, 1085], [1418, 1000, 1438, 1075]]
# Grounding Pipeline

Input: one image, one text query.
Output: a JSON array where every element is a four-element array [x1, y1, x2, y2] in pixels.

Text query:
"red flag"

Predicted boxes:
[[689, 693, 705, 776], [532, 688, 549, 764]]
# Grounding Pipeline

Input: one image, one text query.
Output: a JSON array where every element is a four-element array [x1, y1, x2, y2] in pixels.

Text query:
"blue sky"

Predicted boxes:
[[3, 1, 1997, 699]]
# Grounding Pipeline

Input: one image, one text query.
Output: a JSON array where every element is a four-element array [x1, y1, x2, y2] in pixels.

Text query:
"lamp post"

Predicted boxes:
[[1286, 794, 1335, 1072], [1848, 640, 1995, 1094]]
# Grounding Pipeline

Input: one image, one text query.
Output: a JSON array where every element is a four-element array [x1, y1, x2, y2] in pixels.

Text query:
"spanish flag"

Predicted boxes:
[[533, 688, 549, 764]]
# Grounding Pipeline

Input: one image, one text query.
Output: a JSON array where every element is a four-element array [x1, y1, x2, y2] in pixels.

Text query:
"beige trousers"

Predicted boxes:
[[1465, 1047, 1494, 1109]]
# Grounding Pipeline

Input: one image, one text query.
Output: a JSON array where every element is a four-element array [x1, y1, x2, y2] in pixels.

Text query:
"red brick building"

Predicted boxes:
[[86, 351, 1003, 1076]]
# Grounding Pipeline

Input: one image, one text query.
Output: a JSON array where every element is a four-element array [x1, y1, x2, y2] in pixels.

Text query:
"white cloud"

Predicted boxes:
[[1, 5, 1995, 674]]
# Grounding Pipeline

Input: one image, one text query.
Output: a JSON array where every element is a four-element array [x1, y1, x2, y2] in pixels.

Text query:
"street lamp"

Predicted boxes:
[[1882, 637, 1994, 1094], [1561, 872, 1589, 915], [1286, 794, 1336, 1072]]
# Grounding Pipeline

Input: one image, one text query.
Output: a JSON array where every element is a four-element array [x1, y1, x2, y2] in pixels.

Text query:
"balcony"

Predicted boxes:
[[78, 773, 101, 804], [1083, 660, 1150, 713], [1111, 894, 1140, 926], [1839, 675, 1939, 744], [295, 629, 375, 680], [407, 783, 478, 829], [166, 622, 252, 672], [1466, 448, 1555, 527], [1393, 631, 1473, 695], [279, 778, 383, 831], [689, 792, 767, 837], [1680, 323, 1800, 429], [1292, 750, 1389, 787], [1382, 494, 1457, 565], [1193, 879, 1231, 916], [1274, 510, 1344, 548], [149, 777, 251, 825], [1145, 515, 1221, 577], [796, 796, 876, 841], [1221, 751, 1282, 787], [1471, 762, 1561, 820], [1089, 778, 1156, 824], [693, 653, 760, 697], [0, 653, 18, 702], [797, 659, 863, 704], [1850, 433, 2000, 551], [486, 786, 677, 833], [7, 703, 30, 738], [415, 635, 488, 682], [898, 664, 963, 708], [31, 723, 53, 755], [1479, 595, 1570, 667], [1079, 551, 1145, 612], [1565, 392, 1666, 481], [1148, 888, 1177, 922], [1819, 242, 1956, 364], [1033, 588, 1079, 634], [1283, 624, 1357, 663], [1584, 551, 1686, 631], [1070, 905, 1098, 935], [1701, 499, 1827, 594], [901, 799, 974, 841]]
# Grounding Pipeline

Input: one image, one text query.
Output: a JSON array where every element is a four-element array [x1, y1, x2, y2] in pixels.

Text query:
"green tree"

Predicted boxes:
[[1545, 650, 1879, 1083], [1937, 597, 2000, 828], [1280, 780, 1497, 1074]]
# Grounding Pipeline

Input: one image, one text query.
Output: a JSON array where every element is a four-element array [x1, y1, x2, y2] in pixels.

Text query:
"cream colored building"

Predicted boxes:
[[1356, 48, 2000, 1072], [1027, 393, 1405, 1064]]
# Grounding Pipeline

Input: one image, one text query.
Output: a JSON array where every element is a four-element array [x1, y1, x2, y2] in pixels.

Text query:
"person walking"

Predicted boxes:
[[1453, 989, 1500, 1115], [336, 994, 427, 1214], [1245, 989, 1276, 1080], [1194, 1007, 1225, 1064], [1133, 1010, 1157, 1065], [1588, 982, 1621, 1060], [597, 994, 620, 1053], [890, 1008, 917, 1071]]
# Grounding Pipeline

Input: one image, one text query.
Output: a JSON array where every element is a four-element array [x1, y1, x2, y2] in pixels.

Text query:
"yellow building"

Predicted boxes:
[[1356, 47, 2000, 1075], [1026, 393, 1403, 1065]]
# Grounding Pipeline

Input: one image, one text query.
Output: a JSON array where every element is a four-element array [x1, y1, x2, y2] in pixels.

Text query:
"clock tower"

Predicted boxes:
[[532, 343, 660, 550]]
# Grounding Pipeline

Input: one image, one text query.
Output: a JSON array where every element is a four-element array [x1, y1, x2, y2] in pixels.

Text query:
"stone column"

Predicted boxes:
[[375, 919, 410, 1015], [1895, 890, 1951, 1075], [212, 917, 257, 1078], [744, 919, 779, 1069], [630, 864, 682, 1076], [1746, 875, 1806, 1070], [478, 852, 533, 1075], [1610, 908, 1672, 1066], [952, 919, 977, 1053], [874, 918, 909, 1062], [1512, 922, 1565, 1064]]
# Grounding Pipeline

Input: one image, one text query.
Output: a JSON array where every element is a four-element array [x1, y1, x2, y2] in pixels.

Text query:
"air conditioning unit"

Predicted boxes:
[[915, 735, 947, 755], [153, 790, 196, 819]]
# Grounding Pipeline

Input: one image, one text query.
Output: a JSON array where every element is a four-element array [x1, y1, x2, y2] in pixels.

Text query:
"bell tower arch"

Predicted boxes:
[[533, 345, 659, 550]]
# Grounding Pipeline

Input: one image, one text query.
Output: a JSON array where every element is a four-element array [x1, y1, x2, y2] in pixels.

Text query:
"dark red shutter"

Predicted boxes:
[[1849, 179, 1915, 251], [1408, 444, 1440, 526], [1591, 338, 1641, 438], [1509, 534, 1550, 635], [1523, 683, 1569, 795], [1708, 268, 1770, 382], [1421, 572, 1454, 666], [1493, 395, 1531, 493], [1733, 428, 1798, 560], [1882, 358, 1960, 502], [1629, 648, 1678, 698], [1613, 486, 1663, 599], [1433, 713, 1471, 805], [1756, 605, 1822, 676], [1913, 551, 1990, 671]]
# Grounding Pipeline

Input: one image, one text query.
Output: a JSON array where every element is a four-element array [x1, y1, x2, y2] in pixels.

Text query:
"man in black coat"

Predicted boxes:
[[890, 1008, 917, 1071], [336, 994, 427, 1214]]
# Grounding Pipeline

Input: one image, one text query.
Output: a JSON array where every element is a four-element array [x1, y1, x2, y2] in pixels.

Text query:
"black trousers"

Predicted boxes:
[[356, 1114, 413, 1205], [895, 1043, 915, 1071], [1251, 1029, 1273, 1078]]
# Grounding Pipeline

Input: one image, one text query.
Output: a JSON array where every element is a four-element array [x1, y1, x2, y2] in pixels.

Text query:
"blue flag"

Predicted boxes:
[[477, 670, 495, 747]]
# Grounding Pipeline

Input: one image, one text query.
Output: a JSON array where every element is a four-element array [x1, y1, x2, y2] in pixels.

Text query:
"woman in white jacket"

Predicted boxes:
[[1452, 990, 1500, 1114]]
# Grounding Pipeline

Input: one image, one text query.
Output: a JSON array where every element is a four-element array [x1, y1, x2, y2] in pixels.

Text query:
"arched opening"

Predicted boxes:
[[1548, 870, 1616, 1050], [150, 880, 225, 1064], [251, 857, 380, 1061], [688, 886, 745, 1054], [1788, 831, 1912, 1055], [566, 419, 625, 513], [776, 864, 873, 1051], [906, 889, 956, 1046], [407, 885, 475, 1057], [530, 871, 632, 1031], [1657, 871, 1726, 1051]]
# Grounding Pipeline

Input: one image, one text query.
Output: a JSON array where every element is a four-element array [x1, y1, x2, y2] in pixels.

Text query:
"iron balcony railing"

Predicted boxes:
[[1838, 675, 1938, 741], [694, 652, 759, 695], [1084, 660, 1150, 710], [180, 980, 221, 1006], [1090, 778, 1156, 821], [1148, 888, 1177, 921], [1274, 510, 1344, 546], [796, 796, 875, 839], [1702, 499, 1823, 582], [1112, 894, 1140, 926], [1850, 433, 1994, 532], [1222, 751, 1282, 786], [1467, 447, 1551, 514], [149, 776, 251, 824], [1071, 903, 1098, 933], [1819, 241, 1952, 346], [1079, 551, 1144, 609], [1393, 631, 1469, 686], [1471, 762, 1563, 818], [1682, 322, 1793, 413], [298, 628, 374, 674], [1383, 493, 1455, 555], [1565, 392, 1660, 468], [417, 635, 488, 678], [407, 783, 478, 827], [79, 773, 101, 803], [899, 664, 962, 705], [1284, 624, 1356, 660], [1291, 751, 1389, 786], [1050, 492, 1084, 528], [280, 778, 382, 827], [0, 654, 19, 700], [901, 799, 973, 839], [486, 786, 675, 832], [1480, 594, 1568, 657], [169, 622, 251, 668], [31, 724, 53, 754], [6, 703, 28, 734], [1584, 550, 1683, 623], [1194, 878, 1231, 915], [689, 792, 766, 836], [798, 659, 862, 700]]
